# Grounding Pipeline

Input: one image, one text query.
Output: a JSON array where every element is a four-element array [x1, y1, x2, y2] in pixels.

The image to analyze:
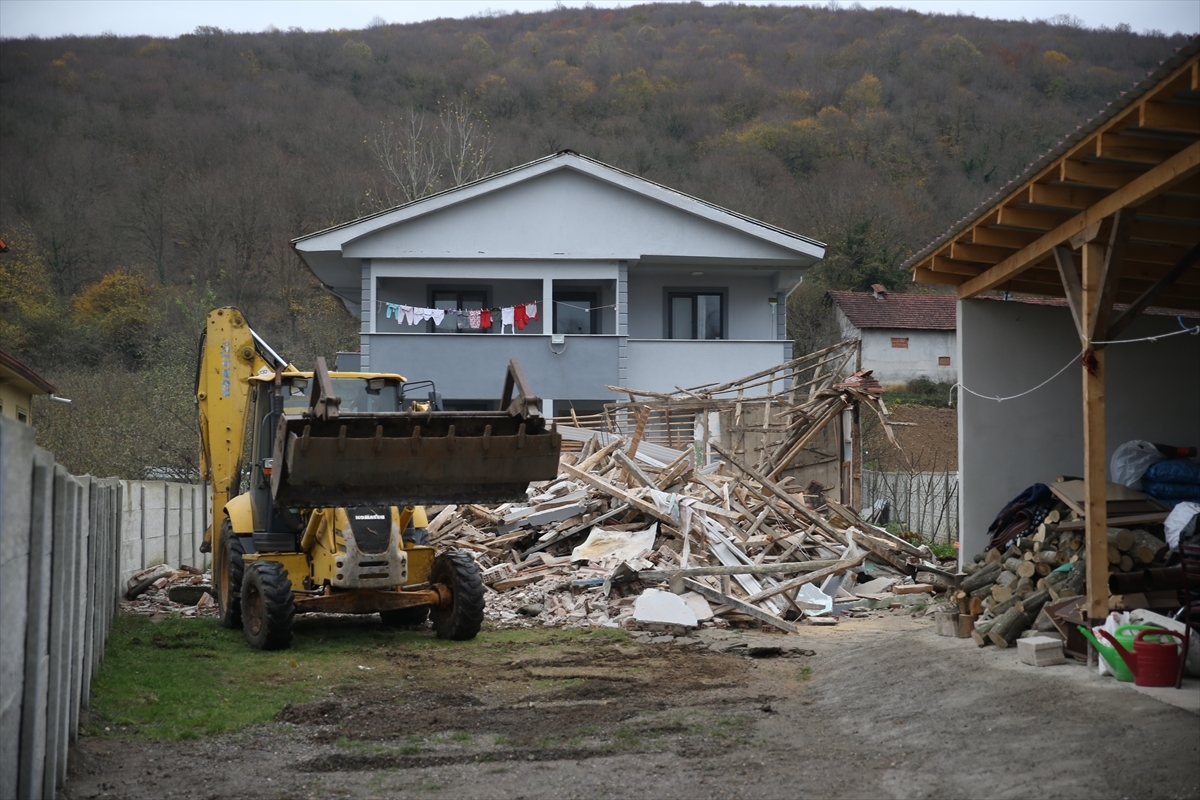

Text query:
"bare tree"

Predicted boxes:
[[367, 100, 493, 208], [367, 113, 440, 206], [438, 98, 494, 187]]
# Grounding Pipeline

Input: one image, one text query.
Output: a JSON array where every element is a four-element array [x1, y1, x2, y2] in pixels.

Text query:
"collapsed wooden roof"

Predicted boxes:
[[907, 39, 1200, 324]]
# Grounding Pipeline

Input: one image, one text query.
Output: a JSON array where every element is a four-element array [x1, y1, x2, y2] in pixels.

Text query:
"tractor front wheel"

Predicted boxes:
[[216, 520, 245, 630], [241, 561, 295, 650], [430, 551, 484, 641]]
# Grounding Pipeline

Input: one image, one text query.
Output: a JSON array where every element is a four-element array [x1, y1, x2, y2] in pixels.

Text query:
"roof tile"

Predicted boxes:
[[828, 291, 956, 331]]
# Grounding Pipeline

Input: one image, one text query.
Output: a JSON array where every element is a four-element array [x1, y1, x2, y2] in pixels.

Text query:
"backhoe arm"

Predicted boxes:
[[196, 308, 290, 549]]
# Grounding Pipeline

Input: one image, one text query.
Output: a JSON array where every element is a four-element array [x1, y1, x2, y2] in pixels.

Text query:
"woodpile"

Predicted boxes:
[[954, 495, 1170, 649]]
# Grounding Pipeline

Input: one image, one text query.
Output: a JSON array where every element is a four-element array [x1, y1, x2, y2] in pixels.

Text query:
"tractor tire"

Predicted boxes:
[[380, 606, 430, 627], [430, 551, 485, 641], [216, 520, 245, 630], [241, 561, 295, 651]]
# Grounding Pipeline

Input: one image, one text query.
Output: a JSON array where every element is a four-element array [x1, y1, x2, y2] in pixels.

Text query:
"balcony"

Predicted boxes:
[[366, 333, 620, 401], [625, 339, 789, 396]]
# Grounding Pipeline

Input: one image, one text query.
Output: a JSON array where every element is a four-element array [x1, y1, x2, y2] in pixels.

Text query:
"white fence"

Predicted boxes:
[[0, 417, 210, 800], [861, 469, 959, 544]]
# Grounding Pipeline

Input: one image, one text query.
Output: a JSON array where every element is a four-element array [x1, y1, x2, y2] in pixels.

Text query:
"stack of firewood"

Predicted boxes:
[[952, 502, 1169, 648]]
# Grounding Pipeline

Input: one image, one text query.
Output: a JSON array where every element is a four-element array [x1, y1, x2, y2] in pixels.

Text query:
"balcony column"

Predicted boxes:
[[542, 275, 554, 416]]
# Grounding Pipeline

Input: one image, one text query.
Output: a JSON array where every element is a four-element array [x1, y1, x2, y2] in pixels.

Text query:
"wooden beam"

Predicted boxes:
[[958, 142, 1200, 298], [1054, 245, 1085, 339], [1106, 241, 1200, 340], [1129, 218, 1200, 246], [1081, 243, 1109, 624], [1090, 210, 1130, 344], [970, 227, 1040, 249], [950, 241, 1017, 263], [930, 255, 984, 276], [1139, 102, 1200, 134], [1060, 159, 1151, 189], [997, 206, 1074, 232], [1029, 183, 1110, 211]]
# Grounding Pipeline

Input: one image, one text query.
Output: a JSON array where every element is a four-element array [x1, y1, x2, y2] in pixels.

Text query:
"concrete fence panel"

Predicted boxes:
[[0, 417, 174, 800]]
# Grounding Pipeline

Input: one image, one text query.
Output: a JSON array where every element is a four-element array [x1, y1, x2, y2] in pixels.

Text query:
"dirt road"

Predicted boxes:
[[62, 615, 1199, 800]]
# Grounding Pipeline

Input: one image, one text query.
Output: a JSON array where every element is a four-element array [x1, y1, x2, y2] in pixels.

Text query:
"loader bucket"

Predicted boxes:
[[270, 411, 562, 508]]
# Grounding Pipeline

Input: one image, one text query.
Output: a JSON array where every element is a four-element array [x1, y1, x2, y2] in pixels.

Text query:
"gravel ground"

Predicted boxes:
[[60, 614, 1200, 800]]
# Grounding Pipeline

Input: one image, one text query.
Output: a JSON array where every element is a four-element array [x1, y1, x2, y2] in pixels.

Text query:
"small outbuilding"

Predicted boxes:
[[0, 349, 55, 427], [827, 287, 957, 387], [906, 40, 1200, 624]]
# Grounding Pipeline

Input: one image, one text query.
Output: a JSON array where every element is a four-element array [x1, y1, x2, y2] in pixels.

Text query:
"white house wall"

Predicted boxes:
[[860, 329, 957, 386], [958, 299, 1200, 560], [343, 169, 810, 263], [627, 269, 778, 339]]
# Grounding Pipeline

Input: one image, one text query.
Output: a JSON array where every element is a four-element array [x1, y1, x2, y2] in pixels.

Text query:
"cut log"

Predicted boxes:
[[968, 596, 984, 616], [1118, 555, 1134, 572], [1016, 561, 1036, 579], [894, 583, 935, 595], [970, 584, 993, 601], [1107, 545, 1122, 565], [972, 616, 999, 647], [957, 613, 979, 638], [961, 561, 1001, 593], [1037, 550, 1058, 565], [1128, 529, 1168, 564], [1016, 589, 1051, 617], [1035, 562, 1053, 578], [987, 607, 1032, 648], [1004, 557, 1023, 574], [1108, 528, 1135, 552], [994, 570, 1018, 589], [991, 584, 1014, 604], [985, 548, 1002, 565]]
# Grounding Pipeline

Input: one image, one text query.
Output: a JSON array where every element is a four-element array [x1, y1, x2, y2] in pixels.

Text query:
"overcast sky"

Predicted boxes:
[[0, 0, 1196, 39]]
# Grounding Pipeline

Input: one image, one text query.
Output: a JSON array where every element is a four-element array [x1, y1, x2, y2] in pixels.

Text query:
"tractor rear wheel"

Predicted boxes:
[[380, 606, 430, 627], [241, 561, 295, 650], [430, 551, 484, 640], [216, 520, 245, 629]]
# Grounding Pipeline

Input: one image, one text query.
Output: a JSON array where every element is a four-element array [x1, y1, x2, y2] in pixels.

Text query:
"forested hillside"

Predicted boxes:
[[0, 3, 1187, 477]]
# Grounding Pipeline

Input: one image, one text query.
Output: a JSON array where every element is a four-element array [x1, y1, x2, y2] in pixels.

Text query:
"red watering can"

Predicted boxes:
[[1097, 628, 1185, 687]]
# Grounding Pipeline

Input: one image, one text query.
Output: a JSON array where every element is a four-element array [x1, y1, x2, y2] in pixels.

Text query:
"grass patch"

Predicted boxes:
[[795, 666, 813, 682], [884, 378, 955, 408], [493, 734, 512, 746]]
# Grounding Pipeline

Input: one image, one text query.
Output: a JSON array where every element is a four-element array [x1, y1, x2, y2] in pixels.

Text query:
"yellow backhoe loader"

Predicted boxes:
[[196, 307, 561, 649]]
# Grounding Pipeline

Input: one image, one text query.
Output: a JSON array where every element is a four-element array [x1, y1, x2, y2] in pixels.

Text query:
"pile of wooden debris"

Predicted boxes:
[[427, 346, 958, 633]]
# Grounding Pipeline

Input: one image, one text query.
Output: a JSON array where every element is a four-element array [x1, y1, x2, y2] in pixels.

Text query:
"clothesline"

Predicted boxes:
[[952, 317, 1200, 404], [378, 300, 540, 333]]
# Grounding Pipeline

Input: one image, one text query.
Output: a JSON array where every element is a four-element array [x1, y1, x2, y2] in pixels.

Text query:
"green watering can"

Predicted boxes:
[[1076, 624, 1159, 682]]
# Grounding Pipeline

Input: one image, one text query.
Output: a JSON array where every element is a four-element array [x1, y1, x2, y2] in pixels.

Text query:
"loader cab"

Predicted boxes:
[[245, 372, 409, 541]]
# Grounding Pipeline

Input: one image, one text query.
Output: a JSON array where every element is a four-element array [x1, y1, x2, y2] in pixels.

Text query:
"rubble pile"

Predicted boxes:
[[122, 563, 217, 617]]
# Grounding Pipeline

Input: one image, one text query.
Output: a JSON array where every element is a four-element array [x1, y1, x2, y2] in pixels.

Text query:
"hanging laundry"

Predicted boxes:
[[431, 309, 446, 325], [468, 309, 481, 329], [514, 304, 529, 330], [400, 305, 414, 325], [501, 306, 516, 334], [385, 303, 399, 320], [525, 302, 538, 320], [480, 309, 492, 330]]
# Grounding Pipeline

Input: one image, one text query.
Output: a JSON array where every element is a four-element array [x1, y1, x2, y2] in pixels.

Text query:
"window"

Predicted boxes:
[[667, 291, 724, 340], [17, 406, 29, 424], [891, 337, 909, 349], [429, 289, 487, 333], [554, 290, 599, 335], [938, 356, 951, 367]]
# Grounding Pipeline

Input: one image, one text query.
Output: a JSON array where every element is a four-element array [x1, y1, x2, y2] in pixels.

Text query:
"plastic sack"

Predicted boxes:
[[1094, 611, 1132, 677], [1144, 457, 1200, 486], [1142, 480, 1200, 503], [1109, 440, 1165, 490], [1164, 501, 1200, 551]]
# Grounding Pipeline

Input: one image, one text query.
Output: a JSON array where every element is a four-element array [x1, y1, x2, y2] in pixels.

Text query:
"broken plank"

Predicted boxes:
[[520, 503, 632, 558], [678, 577, 798, 634], [561, 462, 677, 526], [643, 559, 840, 584], [743, 550, 868, 605]]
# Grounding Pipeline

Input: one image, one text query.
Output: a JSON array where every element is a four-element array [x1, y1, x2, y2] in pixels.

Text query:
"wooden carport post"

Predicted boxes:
[[1080, 237, 1110, 628]]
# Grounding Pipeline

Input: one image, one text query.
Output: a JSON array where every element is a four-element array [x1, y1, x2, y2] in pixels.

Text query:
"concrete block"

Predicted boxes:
[[1018, 636, 1066, 667], [632, 588, 698, 631], [680, 591, 714, 622]]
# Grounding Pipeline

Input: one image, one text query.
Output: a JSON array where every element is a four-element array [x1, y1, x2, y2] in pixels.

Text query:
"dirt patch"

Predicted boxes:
[[865, 404, 958, 471], [61, 617, 1199, 800]]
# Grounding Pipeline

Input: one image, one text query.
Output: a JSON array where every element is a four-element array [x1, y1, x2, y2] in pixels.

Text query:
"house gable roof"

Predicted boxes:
[[828, 291, 957, 331], [293, 152, 826, 310]]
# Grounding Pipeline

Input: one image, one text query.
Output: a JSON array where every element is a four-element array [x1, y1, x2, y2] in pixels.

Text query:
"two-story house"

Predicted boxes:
[[292, 152, 826, 415]]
